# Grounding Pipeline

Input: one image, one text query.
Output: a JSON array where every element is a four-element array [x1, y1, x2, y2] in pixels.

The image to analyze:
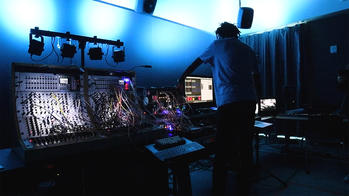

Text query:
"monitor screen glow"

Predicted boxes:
[[260, 98, 277, 114], [185, 76, 213, 103]]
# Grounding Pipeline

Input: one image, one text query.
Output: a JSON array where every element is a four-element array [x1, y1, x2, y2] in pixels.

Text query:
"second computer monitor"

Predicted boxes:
[[185, 76, 213, 104], [259, 98, 277, 116]]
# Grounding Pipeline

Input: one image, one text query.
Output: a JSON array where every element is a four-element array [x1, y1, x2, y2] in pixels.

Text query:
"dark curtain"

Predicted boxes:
[[240, 25, 302, 111]]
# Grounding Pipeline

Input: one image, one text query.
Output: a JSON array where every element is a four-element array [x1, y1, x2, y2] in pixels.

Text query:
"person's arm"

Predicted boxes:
[[178, 58, 203, 85], [177, 42, 213, 95], [175, 58, 203, 104]]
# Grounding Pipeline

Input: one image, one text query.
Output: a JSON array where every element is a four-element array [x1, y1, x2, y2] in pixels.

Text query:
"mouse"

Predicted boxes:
[[0, 164, 4, 170]]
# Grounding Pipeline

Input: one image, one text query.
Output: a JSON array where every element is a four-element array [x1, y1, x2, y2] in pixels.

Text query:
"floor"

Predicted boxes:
[[189, 142, 349, 196], [2, 138, 348, 196]]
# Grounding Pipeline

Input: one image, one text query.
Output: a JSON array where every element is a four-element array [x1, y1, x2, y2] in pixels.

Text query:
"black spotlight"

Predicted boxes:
[[28, 34, 44, 56], [88, 47, 104, 60], [112, 49, 125, 63], [61, 43, 77, 58]]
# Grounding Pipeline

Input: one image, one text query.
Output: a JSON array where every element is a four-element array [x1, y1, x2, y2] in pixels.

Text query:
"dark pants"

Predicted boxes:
[[213, 101, 256, 195]]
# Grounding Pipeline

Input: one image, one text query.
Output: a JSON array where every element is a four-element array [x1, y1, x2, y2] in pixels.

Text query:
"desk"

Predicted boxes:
[[273, 113, 347, 173], [275, 113, 344, 121], [145, 138, 205, 196], [254, 121, 273, 165], [253, 121, 288, 187], [275, 114, 309, 121]]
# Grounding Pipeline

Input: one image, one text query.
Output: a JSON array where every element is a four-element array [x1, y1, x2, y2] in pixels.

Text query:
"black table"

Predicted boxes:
[[145, 138, 205, 196]]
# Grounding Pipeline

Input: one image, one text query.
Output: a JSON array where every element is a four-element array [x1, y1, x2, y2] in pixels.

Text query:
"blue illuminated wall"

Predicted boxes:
[[0, 0, 214, 147]]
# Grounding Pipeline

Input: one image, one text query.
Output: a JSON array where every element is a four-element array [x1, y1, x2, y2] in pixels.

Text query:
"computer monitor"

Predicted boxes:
[[184, 76, 214, 103], [259, 98, 277, 116]]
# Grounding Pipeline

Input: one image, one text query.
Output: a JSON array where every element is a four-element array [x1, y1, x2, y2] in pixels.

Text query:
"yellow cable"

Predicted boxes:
[[51, 93, 65, 115]]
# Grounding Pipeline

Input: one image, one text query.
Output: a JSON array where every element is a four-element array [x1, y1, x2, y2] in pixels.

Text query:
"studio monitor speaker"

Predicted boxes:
[[237, 7, 254, 29], [141, 0, 157, 14]]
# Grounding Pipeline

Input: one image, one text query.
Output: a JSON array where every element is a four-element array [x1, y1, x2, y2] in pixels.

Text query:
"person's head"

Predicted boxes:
[[215, 22, 240, 39]]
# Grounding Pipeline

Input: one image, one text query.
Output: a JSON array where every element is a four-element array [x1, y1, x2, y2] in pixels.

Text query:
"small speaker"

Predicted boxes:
[[143, 0, 157, 14], [237, 7, 254, 29]]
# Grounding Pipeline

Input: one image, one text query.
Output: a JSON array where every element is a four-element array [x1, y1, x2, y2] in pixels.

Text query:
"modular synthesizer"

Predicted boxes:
[[12, 63, 142, 161]]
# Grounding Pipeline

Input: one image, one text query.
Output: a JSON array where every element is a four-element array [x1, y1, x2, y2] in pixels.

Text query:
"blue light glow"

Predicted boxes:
[[153, 0, 219, 33], [123, 77, 130, 83], [78, 1, 130, 39], [96, 0, 137, 10], [0, 0, 56, 40], [176, 108, 182, 116], [166, 124, 174, 131], [240, 0, 310, 34], [162, 110, 169, 115], [244, 0, 285, 31], [152, 0, 240, 33], [212, 0, 239, 30], [141, 22, 193, 56]]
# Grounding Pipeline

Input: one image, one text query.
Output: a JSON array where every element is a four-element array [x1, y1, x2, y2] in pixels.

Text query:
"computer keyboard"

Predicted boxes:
[[154, 136, 186, 150], [154, 142, 205, 161]]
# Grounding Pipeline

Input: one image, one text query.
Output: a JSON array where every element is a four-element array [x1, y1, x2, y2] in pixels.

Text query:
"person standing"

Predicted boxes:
[[178, 22, 259, 195]]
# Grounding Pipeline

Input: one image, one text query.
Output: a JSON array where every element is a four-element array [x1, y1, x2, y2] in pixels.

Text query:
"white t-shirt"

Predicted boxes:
[[199, 38, 258, 107]]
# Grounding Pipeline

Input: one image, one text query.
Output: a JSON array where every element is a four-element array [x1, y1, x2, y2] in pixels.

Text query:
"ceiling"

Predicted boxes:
[[151, 0, 349, 35]]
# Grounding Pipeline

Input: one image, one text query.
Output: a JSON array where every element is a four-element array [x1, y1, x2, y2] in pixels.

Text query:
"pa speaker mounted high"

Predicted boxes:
[[137, 0, 157, 14], [237, 7, 254, 29]]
